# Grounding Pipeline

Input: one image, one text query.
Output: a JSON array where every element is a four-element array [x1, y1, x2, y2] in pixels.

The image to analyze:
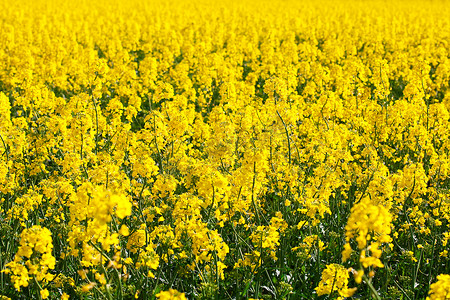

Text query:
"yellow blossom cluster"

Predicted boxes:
[[428, 274, 450, 300], [342, 197, 392, 288], [156, 289, 187, 300], [315, 264, 357, 299], [2, 226, 55, 294]]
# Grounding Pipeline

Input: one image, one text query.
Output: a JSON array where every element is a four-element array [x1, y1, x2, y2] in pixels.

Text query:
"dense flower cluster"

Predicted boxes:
[[428, 274, 450, 300], [2, 226, 55, 296], [342, 196, 392, 285], [1, 0, 450, 298], [156, 289, 187, 300], [315, 264, 356, 299]]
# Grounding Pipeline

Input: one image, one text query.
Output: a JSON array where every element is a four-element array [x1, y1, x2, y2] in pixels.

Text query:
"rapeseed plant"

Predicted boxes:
[[1, 0, 450, 298]]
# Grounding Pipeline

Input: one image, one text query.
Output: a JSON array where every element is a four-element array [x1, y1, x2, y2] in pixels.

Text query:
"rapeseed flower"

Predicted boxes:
[[315, 264, 357, 299], [427, 274, 450, 300]]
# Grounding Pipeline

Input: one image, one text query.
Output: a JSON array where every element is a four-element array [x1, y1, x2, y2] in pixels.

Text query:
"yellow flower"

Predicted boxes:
[[119, 225, 130, 236], [156, 289, 187, 300], [40, 289, 49, 299], [61, 293, 70, 300], [113, 194, 132, 219], [315, 264, 357, 299], [3, 226, 55, 291], [344, 197, 392, 250], [427, 274, 450, 300], [127, 228, 146, 253], [82, 282, 97, 292], [136, 246, 160, 271], [343, 197, 392, 272], [342, 243, 352, 262]]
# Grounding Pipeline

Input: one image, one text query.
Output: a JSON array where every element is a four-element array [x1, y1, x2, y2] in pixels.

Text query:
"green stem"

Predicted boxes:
[[251, 162, 261, 225], [363, 275, 382, 300], [276, 110, 291, 165]]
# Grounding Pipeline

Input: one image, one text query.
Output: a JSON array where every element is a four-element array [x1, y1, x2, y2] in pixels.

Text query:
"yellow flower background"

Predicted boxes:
[[1, 0, 450, 298]]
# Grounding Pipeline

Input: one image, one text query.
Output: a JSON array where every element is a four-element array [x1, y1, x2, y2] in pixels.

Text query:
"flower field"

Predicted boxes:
[[1, 0, 450, 298]]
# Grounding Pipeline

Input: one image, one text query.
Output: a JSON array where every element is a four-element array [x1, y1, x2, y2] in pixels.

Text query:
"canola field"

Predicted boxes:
[[1, 0, 450, 299]]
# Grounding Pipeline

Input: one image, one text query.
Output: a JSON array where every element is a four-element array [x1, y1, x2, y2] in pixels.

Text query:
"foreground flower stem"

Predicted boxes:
[[363, 275, 382, 300]]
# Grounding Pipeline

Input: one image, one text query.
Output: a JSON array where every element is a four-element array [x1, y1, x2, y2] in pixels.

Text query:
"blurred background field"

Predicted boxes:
[[1, 0, 450, 299]]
